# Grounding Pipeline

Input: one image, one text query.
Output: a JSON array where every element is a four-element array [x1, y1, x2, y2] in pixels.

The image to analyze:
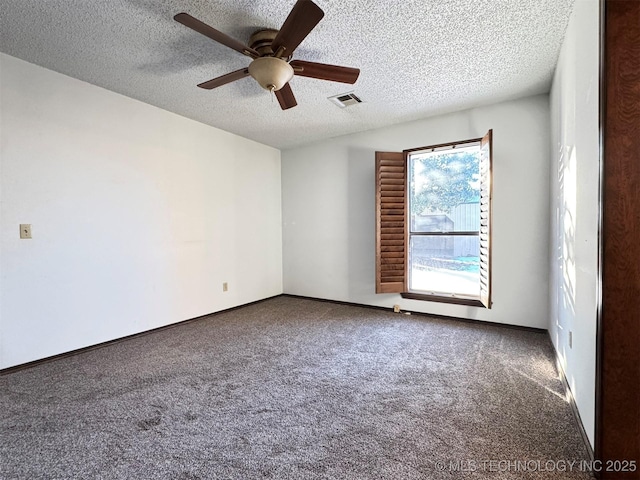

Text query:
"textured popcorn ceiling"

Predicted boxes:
[[0, 0, 575, 149]]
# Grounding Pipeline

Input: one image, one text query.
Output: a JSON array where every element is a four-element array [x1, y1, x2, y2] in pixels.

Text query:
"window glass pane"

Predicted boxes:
[[409, 235, 480, 297], [409, 145, 480, 233]]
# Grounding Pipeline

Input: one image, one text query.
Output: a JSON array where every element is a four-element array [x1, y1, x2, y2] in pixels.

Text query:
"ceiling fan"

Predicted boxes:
[[174, 0, 360, 110]]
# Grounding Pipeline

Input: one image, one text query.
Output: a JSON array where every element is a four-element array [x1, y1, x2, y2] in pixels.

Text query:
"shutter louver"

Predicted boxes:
[[375, 151, 406, 293], [479, 130, 493, 308]]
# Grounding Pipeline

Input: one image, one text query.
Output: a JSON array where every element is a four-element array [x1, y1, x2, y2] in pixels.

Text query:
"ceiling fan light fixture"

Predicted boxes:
[[248, 57, 294, 91]]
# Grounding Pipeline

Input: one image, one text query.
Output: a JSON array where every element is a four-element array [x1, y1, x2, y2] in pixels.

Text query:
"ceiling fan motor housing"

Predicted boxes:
[[249, 29, 279, 56]]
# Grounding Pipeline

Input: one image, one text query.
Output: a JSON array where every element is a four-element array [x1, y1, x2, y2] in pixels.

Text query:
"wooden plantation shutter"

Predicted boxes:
[[479, 130, 493, 308], [375, 151, 406, 293]]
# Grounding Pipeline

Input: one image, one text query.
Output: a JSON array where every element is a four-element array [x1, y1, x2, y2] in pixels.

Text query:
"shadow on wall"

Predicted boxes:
[[556, 143, 577, 366], [347, 147, 377, 300]]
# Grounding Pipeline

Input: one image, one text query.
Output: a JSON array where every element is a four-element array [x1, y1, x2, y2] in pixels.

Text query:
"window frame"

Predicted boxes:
[[375, 130, 493, 308], [403, 137, 483, 305]]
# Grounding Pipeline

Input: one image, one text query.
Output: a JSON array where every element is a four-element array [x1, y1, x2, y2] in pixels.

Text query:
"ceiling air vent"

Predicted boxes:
[[328, 92, 363, 108]]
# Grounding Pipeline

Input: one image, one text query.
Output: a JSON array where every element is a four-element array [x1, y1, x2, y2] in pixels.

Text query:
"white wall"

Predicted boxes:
[[549, 0, 599, 447], [282, 95, 550, 328], [0, 53, 282, 369]]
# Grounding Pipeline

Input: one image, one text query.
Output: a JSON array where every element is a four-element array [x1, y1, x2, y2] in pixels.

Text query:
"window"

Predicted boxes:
[[375, 130, 492, 308]]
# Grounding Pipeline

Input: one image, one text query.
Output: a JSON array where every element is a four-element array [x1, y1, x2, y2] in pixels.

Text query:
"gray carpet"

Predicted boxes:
[[1, 296, 593, 479]]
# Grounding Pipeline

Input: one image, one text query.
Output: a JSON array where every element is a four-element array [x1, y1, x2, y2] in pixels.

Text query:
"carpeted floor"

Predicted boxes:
[[1, 296, 593, 479]]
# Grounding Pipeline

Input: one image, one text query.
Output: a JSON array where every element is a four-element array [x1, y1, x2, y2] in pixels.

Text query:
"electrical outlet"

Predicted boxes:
[[20, 224, 32, 239], [222, 282, 228, 292], [569, 331, 573, 349]]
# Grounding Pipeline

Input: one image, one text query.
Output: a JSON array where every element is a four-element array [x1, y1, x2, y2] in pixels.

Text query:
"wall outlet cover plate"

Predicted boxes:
[[20, 224, 32, 239]]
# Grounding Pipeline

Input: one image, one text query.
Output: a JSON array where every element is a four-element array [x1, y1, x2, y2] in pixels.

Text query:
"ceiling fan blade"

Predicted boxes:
[[290, 60, 360, 84], [271, 0, 324, 57], [197, 68, 250, 89], [174, 13, 259, 58], [275, 83, 298, 110]]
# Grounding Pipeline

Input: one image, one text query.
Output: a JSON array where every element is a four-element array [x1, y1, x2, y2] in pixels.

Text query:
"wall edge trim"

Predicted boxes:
[[282, 294, 547, 333], [550, 332, 596, 461], [0, 294, 282, 375]]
